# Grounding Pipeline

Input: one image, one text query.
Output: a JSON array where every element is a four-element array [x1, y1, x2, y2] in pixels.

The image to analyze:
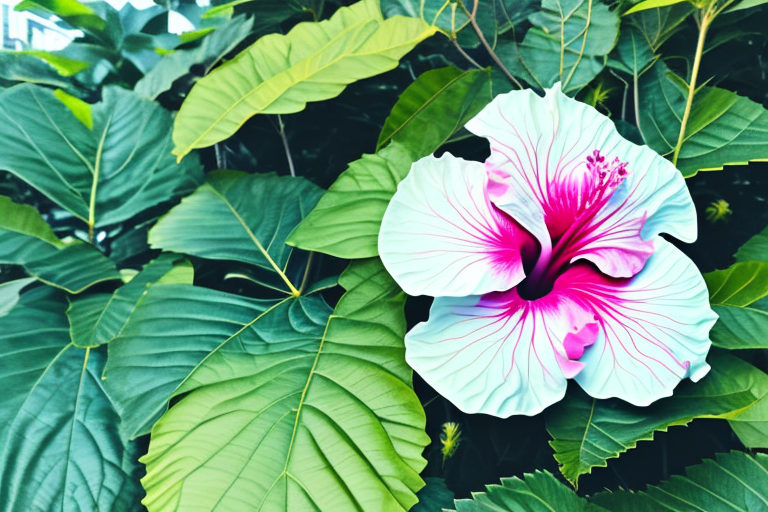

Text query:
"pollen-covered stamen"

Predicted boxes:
[[587, 150, 630, 195]]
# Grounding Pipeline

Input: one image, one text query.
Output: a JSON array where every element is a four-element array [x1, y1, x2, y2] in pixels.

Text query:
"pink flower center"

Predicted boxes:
[[518, 150, 630, 300]]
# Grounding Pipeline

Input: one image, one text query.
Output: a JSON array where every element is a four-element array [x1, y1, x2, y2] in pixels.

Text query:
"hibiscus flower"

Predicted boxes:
[[378, 85, 717, 417]]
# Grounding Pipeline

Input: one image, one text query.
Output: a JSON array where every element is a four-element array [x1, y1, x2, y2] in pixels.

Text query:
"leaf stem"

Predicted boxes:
[[451, 39, 483, 70], [277, 114, 296, 177], [470, 0, 523, 89], [671, 9, 711, 167]]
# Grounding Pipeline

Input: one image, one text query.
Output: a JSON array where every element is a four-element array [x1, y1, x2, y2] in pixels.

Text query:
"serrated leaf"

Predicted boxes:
[[0, 286, 143, 512], [67, 253, 193, 348], [134, 15, 255, 100], [376, 66, 493, 156], [545, 353, 768, 486], [705, 261, 768, 306], [591, 451, 768, 511], [171, 0, 437, 159], [0, 196, 120, 293], [149, 171, 323, 294], [0, 85, 203, 229], [287, 142, 414, 259], [454, 470, 591, 511], [107, 259, 429, 511], [500, 0, 620, 94], [638, 62, 768, 176]]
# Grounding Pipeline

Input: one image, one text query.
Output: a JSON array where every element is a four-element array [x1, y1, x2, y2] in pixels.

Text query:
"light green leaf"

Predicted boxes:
[[287, 142, 414, 259], [638, 62, 768, 176], [54, 89, 93, 129], [705, 261, 768, 306], [110, 259, 428, 511], [15, 0, 107, 36], [0, 196, 120, 293], [0, 278, 36, 317], [172, 0, 437, 160], [134, 15, 255, 100], [501, 0, 620, 94], [545, 353, 768, 486], [0, 286, 143, 512], [624, 0, 688, 15], [728, 418, 768, 448], [711, 305, 768, 349], [413, 478, 455, 512], [67, 254, 193, 349], [591, 451, 768, 511], [149, 171, 323, 294], [453, 470, 591, 511], [735, 225, 768, 262], [0, 84, 203, 228], [15, 50, 89, 76], [376, 66, 493, 155]]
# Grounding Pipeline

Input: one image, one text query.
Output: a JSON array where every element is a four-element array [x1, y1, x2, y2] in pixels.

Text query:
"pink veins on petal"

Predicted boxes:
[[379, 84, 715, 417]]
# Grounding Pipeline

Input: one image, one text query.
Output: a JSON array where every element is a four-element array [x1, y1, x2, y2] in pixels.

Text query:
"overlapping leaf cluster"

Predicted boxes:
[[1, 0, 768, 510]]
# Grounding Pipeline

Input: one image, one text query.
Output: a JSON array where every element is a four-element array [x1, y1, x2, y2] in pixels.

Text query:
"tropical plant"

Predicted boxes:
[[1, 0, 767, 511]]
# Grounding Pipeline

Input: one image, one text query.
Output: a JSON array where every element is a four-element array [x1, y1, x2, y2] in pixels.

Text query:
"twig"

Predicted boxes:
[[277, 114, 296, 177], [470, 0, 523, 89], [452, 39, 483, 69]]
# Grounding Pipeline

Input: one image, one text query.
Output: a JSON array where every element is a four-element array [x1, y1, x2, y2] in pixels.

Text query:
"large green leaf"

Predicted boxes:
[[711, 305, 768, 349], [134, 15, 255, 100], [500, 0, 620, 94], [0, 196, 120, 293], [626, 3, 693, 51], [287, 142, 414, 259], [592, 451, 768, 511], [545, 353, 768, 486], [171, 0, 436, 160], [735, 225, 768, 263], [0, 50, 85, 89], [376, 66, 494, 156], [67, 253, 193, 349], [607, 25, 656, 77], [380, 0, 469, 34], [149, 171, 323, 294], [453, 470, 592, 512], [107, 259, 429, 511], [705, 261, 768, 307], [638, 62, 768, 176], [0, 285, 143, 512], [104, 284, 282, 439], [0, 84, 203, 230]]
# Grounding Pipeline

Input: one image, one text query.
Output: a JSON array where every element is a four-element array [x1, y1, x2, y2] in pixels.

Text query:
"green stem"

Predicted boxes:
[[671, 10, 711, 167]]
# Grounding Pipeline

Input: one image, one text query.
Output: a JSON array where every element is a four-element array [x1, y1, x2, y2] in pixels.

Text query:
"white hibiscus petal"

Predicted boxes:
[[379, 153, 534, 297], [563, 238, 718, 405], [405, 289, 598, 417], [466, 84, 697, 279]]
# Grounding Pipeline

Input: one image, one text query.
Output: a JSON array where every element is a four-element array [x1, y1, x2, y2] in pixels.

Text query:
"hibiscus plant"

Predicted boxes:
[[1, 0, 767, 511]]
